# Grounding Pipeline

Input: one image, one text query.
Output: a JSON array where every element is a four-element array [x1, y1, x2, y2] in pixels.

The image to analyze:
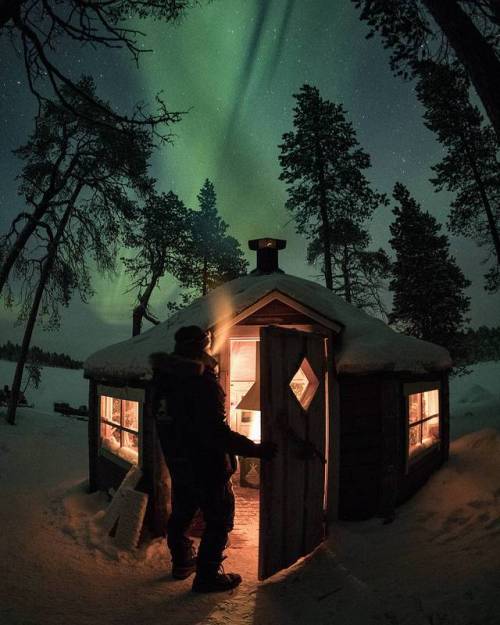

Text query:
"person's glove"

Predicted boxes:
[[256, 440, 278, 460]]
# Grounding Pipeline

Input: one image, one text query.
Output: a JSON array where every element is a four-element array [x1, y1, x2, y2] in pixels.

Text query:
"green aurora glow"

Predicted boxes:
[[1, 0, 499, 356]]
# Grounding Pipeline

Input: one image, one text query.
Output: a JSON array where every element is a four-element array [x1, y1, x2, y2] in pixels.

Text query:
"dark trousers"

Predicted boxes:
[[166, 461, 235, 570]]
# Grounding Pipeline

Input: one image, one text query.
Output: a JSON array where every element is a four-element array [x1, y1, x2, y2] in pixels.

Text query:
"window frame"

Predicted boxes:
[[403, 382, 441, 470], [96, 384, 144, 468]]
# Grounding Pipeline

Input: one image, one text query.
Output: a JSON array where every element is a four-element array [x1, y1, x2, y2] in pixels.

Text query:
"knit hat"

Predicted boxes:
[[174, 325, 211, 351]]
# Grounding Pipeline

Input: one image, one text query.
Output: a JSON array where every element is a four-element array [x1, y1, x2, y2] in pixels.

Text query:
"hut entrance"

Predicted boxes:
[[223, 324, 328, 581]]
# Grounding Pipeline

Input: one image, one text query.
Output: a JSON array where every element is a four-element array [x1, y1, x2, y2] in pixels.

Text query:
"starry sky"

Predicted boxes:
[[1, 0, 499, 359]]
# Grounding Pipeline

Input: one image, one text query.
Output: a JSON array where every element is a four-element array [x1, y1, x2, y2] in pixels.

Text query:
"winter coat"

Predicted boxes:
[[149, 352, 260, 483]]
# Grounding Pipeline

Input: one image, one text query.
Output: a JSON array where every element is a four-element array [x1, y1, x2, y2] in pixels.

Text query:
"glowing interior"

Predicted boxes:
[[229, 338, 261, 443], [100, 395, 139, 464], [408, 389, 440, 459], [289, 366, 308, 403], [289, 357, 320, 411]]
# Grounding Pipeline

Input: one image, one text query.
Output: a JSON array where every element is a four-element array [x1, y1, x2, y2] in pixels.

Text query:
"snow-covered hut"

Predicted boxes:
[[84, 238, 451, 580]]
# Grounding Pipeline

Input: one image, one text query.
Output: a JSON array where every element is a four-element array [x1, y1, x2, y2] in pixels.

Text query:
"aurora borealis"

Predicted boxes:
[[1, 0, 499, 358]]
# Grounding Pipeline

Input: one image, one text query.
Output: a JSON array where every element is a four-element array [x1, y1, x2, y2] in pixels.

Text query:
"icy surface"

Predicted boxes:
[[0, 359, 87, 413], [84, 273, 452, 379]]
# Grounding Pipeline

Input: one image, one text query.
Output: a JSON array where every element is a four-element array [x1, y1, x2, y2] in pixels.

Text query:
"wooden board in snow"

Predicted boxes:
[[114, 489, 149, 550], [101, 465, 143, 534]]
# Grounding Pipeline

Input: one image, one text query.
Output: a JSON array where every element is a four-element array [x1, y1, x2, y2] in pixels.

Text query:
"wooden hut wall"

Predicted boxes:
[[337, 376, 384, 519]]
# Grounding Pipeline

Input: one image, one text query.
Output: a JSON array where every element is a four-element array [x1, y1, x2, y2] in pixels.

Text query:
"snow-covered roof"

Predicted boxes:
[[84, 272, 452, 379]]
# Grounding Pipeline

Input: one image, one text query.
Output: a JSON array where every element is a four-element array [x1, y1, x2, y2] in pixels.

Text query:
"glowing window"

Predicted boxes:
[[100, 395, 139, 465], [408, 389, 440, 461], [289, 357, 320, 411]]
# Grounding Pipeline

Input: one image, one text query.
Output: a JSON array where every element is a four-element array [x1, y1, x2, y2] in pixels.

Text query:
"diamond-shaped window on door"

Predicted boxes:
[[289, 357, 320, 411]]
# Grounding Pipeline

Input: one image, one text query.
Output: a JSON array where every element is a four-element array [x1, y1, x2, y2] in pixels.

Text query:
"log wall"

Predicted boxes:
[[337, 371, 450, 520], [337, 376, 384, 519]]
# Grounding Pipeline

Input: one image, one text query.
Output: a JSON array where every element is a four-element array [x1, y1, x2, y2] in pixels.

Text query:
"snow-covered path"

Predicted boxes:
[[0, 409, 386, 625]]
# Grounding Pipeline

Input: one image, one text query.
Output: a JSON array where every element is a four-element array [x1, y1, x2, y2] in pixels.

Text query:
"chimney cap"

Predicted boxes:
[[249, 238, 286, 251], [248, 237, 287, 275]]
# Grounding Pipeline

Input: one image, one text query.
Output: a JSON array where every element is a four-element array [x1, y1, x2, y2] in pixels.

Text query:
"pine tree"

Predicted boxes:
[[307, 218, 390, 316], [279, 84, 385, 292], [177, 179, 248, 298], [415, 61, 500, 292], [389, 183, 470, 361]]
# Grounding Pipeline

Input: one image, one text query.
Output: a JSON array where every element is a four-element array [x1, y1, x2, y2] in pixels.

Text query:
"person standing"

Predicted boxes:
[[150, 325, 276, 593]]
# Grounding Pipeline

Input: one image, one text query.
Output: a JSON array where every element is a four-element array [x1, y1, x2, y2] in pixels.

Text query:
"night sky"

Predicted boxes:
[[1, 0, 499, 359]]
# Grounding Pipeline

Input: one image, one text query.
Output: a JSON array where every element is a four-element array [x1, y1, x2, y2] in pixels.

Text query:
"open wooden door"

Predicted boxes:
[[258, 326, 328, 580]]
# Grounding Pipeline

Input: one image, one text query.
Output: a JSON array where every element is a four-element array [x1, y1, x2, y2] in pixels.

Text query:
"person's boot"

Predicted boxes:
[[192, 559, 242, 593], [171, 539, 197, 580]]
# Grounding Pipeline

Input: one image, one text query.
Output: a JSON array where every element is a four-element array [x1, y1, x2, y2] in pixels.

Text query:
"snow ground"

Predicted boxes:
[[0, 360, 499, 625]]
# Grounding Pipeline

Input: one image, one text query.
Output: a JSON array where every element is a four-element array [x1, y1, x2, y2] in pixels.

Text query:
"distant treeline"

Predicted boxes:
[[462, 326, 500, 364], [0, 341, 83, 369]]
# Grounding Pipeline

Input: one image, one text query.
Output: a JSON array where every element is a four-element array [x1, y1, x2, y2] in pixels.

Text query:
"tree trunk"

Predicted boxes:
[[423, 0, 500, 142], [341, 244, 352, 303], [131, 272, 161, 337], [314, 136, 333, 290], [0, 146, 75, 296], [6, 202, 74, 425], [0, 205, 50, 295], [132, 305, 144, 337], [202, 257, 208, 296], [460, 138, 500, 266]]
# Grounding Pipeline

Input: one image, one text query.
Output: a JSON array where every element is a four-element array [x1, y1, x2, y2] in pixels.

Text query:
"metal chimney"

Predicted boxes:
[[249, 238, 286, 275]]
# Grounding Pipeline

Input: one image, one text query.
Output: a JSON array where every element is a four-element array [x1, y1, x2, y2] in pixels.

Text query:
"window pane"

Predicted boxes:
[[99, 394, 140, 465], [98, 395, 121, 425], [408, 393, 421, 423], [423, 416, 439, 446], [100, 396, 117, 423], [111, 398, 121, 424], [409, 423, 420, 449], [422, 389, 439, 418], [101, 421, 121, 453], [118, 431, 139, 464], [122, 400, 139, 431]]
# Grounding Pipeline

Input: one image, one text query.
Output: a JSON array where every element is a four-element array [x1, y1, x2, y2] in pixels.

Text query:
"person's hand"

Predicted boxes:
[[257, 441, 278, 460]]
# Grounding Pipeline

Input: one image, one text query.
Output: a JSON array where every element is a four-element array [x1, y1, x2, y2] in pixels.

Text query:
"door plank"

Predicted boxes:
[[282, 332, 307, 569], [303, 335, 327, 554], [259, 326, 327, 580]]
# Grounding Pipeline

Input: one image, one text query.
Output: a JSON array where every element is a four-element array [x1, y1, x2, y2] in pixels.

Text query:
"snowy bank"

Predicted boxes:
[[333, 426, 500, 625], [449, 361, 500, 439]]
